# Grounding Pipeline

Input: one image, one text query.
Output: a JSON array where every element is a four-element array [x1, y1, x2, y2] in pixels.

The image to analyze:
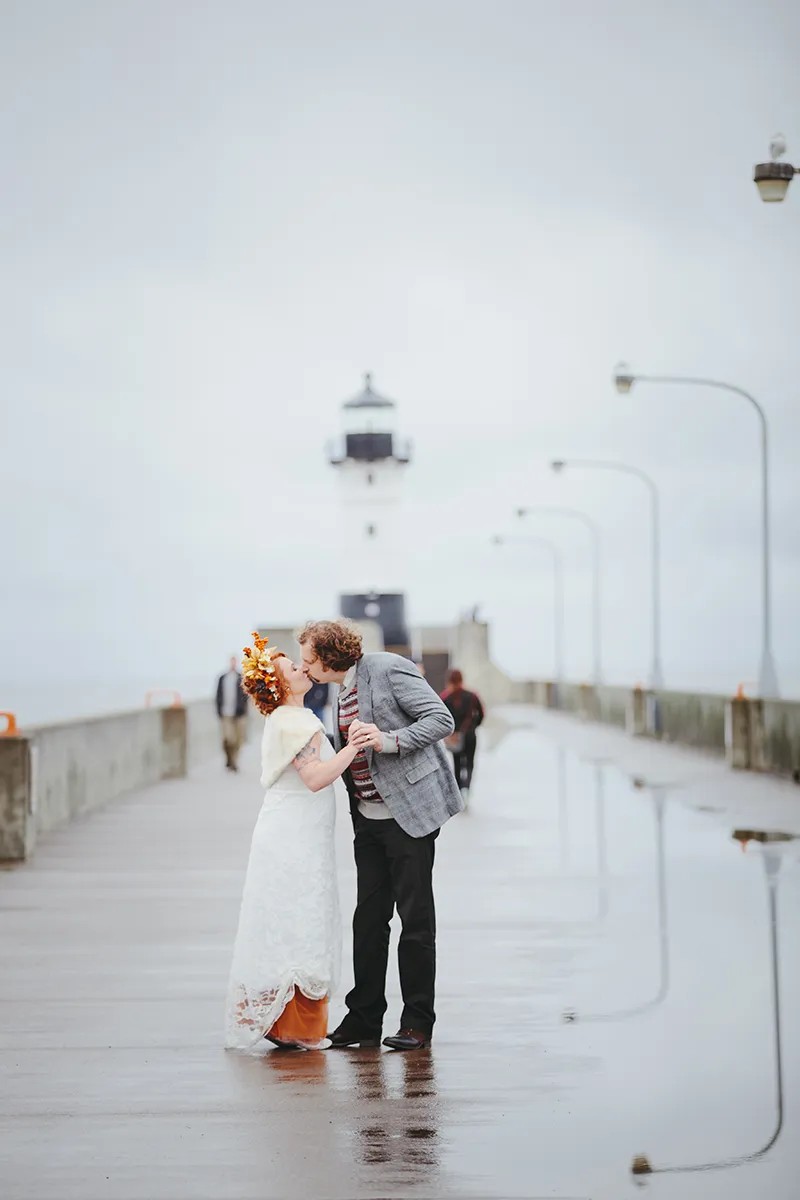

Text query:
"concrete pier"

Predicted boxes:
[[1, 708, 799, 1199]]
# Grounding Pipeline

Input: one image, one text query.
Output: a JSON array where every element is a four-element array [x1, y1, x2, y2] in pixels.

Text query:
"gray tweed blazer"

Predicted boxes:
[[333, 653, 464, 838]]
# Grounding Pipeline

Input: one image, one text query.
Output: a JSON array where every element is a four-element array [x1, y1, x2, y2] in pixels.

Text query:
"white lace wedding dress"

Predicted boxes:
[[224, 706, 341, 1052]]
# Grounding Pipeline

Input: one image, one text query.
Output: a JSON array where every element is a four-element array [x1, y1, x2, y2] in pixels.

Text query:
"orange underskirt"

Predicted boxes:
[[268, 989, 329, 1042]]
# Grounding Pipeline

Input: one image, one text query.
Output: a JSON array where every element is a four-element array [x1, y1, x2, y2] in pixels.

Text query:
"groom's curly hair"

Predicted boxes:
[[297, 619, 363, 672]]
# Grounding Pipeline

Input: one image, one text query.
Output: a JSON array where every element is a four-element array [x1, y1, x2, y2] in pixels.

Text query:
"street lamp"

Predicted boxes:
[[550, 459, 663, 689], [753, 134, 798, 202], [612, 363, 779, 697], [631, 830, 792, 1177], [516, 505, 603, 685], [492, 534, 565, 684]]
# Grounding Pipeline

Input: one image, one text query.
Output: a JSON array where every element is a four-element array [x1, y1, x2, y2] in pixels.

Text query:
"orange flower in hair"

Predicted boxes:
[[242, 632, 281, 697]]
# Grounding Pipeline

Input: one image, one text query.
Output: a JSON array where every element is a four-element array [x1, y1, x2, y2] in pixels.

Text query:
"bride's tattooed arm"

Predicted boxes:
[[293, 740, 320, 766], [291, 730, 370, 792]]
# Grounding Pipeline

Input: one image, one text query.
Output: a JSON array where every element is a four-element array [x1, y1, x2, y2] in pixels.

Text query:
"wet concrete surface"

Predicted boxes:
[[1, 705, 799, 1199]]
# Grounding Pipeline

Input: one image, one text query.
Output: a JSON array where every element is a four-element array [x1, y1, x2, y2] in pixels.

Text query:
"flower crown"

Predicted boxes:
[[242, 632, 282, 700]]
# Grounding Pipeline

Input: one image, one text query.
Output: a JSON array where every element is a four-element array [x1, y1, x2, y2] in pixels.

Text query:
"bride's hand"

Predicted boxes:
[[347, 727, 372, 750], [349, 720, 371, 741], [349, 721, 384, 751]]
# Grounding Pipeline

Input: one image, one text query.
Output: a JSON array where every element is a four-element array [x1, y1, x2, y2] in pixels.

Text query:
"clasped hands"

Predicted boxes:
[[348, 719, 385, 752]]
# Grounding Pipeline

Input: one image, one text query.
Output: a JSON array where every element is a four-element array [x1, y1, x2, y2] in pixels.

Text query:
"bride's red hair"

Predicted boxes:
[[241, 633, 290, 716]]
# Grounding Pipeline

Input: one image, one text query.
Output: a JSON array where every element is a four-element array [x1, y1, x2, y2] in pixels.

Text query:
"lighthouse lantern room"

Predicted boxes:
[[328, 373, 411, 501]]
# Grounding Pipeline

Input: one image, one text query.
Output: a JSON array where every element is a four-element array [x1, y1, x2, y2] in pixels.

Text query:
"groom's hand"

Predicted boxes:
[[349, 720, 384, 751]]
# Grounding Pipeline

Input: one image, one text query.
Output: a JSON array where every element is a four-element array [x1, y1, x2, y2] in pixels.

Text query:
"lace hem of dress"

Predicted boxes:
[[225, 975, 330, 1052]]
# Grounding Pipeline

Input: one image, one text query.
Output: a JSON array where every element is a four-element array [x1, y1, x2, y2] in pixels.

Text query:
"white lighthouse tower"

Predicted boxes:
[[327, 373, 413, 653]]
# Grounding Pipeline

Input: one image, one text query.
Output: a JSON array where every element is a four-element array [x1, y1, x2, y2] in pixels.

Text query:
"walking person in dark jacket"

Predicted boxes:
[[216, 656, 248, 771], [440, 669, 484, 795]]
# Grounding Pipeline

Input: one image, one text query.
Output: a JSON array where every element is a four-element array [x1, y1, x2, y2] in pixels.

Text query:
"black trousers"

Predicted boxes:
[[344, 812, 438, 1036], [452, 732, 477, 789]]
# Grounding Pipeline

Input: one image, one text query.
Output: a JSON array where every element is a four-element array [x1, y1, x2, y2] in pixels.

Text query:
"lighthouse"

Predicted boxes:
[[328, 373, 411, 513], [328, 373, 413, 654]]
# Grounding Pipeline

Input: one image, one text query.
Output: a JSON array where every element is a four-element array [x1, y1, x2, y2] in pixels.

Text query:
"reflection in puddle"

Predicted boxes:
[[342, 1050, 441, 1180], [732, 829, 798, 849], [593, 763, 609, 920], [632, 830, 795, 1179], [552, 754, 611, 922], [259, 1046, 331, 1087], [558, 747, 569, 871], [564, 786, 670, 1023]]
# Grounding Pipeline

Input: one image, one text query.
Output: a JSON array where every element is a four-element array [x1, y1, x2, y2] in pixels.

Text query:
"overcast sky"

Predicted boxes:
[[2, 0, 799, 718]]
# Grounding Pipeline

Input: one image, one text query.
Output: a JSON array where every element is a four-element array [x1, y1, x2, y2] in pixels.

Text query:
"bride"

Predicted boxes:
[[224, 632, 370, 1052]]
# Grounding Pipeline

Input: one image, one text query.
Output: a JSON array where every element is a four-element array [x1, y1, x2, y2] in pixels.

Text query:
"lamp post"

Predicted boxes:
[[492, 534, 565, 685], [551, 459, 663, 689], [516, 505, 603, 685], [753, 134, 798, 202], [631, 831, 792, 1178], [613, 363, 778, 697]]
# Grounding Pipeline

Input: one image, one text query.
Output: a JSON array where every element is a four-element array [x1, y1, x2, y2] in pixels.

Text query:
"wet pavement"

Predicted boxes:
[[1, 705, 799, 1199]]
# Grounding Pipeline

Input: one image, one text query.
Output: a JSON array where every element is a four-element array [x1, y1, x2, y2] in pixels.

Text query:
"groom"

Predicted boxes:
[[298, 619, 463, 1050]]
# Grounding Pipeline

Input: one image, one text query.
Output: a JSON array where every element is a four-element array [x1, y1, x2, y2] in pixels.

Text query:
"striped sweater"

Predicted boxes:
[[338, 685, 387, 813]]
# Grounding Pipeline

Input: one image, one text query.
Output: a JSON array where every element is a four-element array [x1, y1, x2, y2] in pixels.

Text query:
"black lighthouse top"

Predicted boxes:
[[329, 373, 411, 467]]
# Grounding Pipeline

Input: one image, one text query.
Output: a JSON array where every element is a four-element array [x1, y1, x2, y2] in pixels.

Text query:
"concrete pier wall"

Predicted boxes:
[[0, 699, 223, 861], [761, 701, 800, 780], [450, 620, 519, 707], [520, 679, 800, 781], [594, 685, 631, 729], [31, 708, 165, 839], [654, 689, 728, 753], [446, 620, 799, 782], [186, 700, 226, 770]]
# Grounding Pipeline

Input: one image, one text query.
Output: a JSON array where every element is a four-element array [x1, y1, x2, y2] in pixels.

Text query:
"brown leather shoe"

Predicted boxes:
[[327, 1023, 382, 1049], [382, 1028, 431, 1050]]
